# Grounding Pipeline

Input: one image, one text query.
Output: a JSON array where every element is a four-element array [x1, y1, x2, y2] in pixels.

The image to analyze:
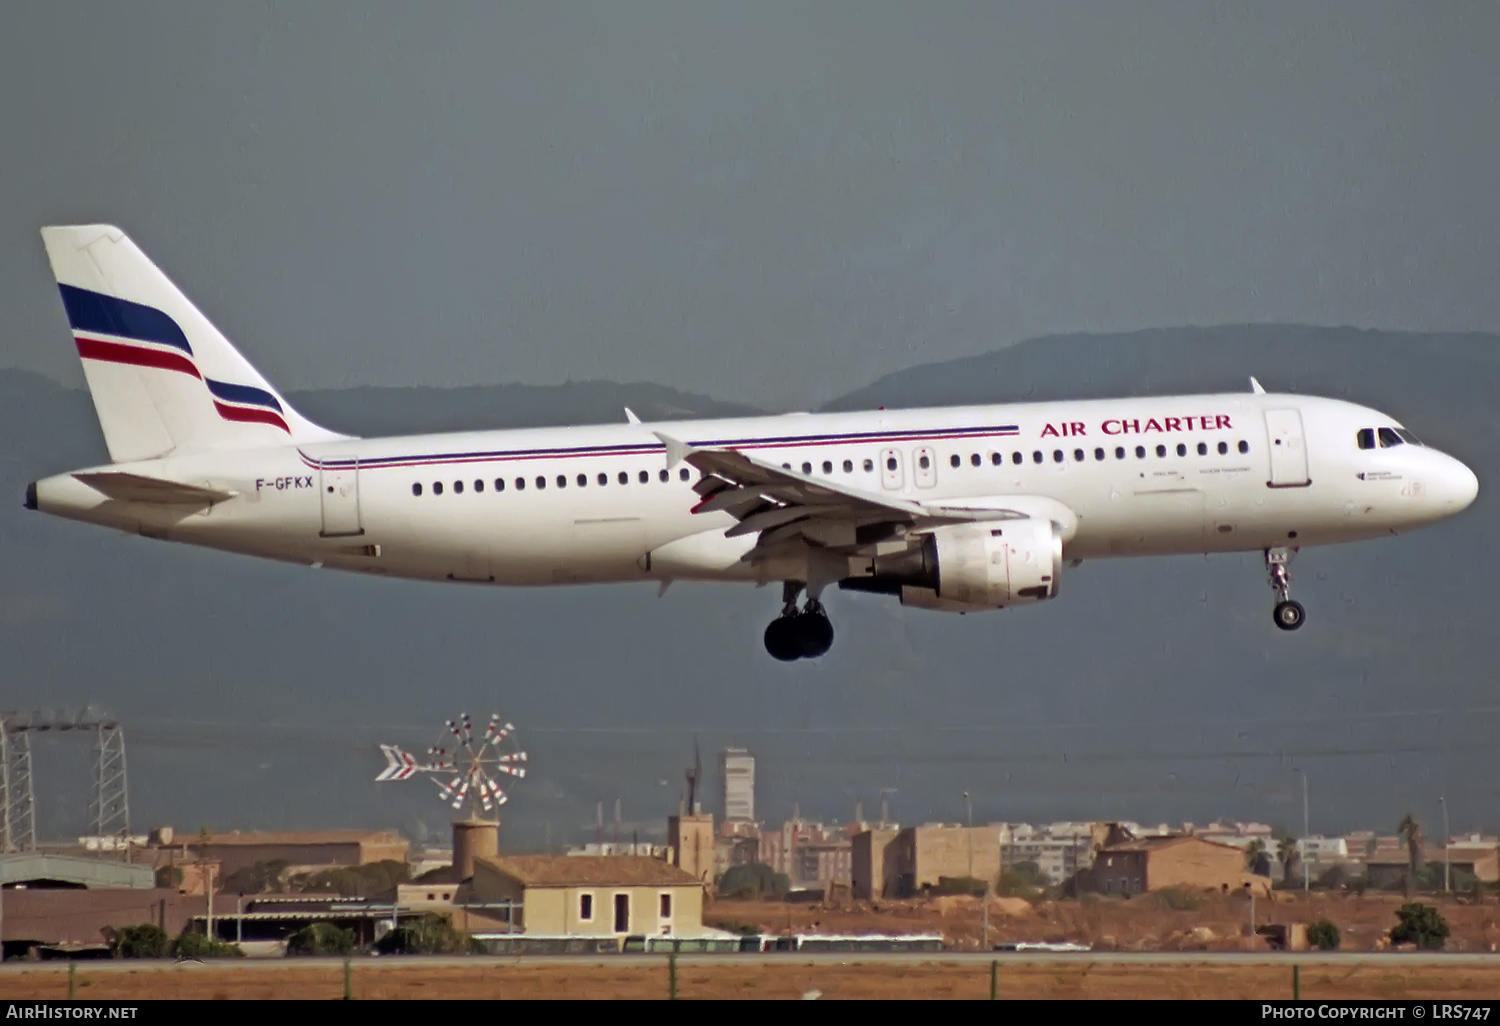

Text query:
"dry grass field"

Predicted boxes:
[[3, 958, 1500, 1000]]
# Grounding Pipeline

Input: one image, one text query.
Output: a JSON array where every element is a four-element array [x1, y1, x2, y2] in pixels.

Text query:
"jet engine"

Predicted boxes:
[[841, 519, 1063, 610]]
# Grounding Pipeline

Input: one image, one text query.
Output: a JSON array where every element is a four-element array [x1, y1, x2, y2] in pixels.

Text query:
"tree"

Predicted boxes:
[[375, 914, 479, 955], [1398, 814, 1424, 897], [1276, 836, 1301, 888], [110, 924, 168, 959], [716, 863, 790, 900], [170, 928, 243, 959], [1390, 902, 1449, 950], [286, 923, 356, 956], [1244, 839, 1271, 877], [1307, 919, 1341, 950]]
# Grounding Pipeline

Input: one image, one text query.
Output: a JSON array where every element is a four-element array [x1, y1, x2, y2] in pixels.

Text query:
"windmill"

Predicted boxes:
[[376, 713, 528, 881]]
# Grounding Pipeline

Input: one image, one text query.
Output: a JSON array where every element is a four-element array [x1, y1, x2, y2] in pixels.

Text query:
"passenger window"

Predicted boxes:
[[1155, 444, 1166, 458], [1238, 440, 1250, 454], [537, 476, 546, 490], [1094, 448, 1104, 461], [474, 479, 484, 493], [822, 460, 833, 474], [1032, 451, 1043, 464], [577, 474, 587, 487], [1052, 450, 1063, 463], [921, 455, 933, 470], [970, 453, 981, 467], [947, 454, 958, 469], [864, 459, 875, 472], [1378, 428, 1402, 448], [598, 473, 608, 486], [1115, 446, 1126, 460], [454, 480, 464, 494], [802, 462, 812, 474], [1217, 441, 1228, 455], [1012, 452, 1022, 465], [1175, 443, 1186, 457], [639, 470, 649, 483], [843, 459, 854, 473], [1196, 442, 1207, 456], [991, 453, 1002, 466], [495, 478, 506, 492], [434, 481, 444, 495], [1135, 446, 1146, 459], [1073, 449, 1084, 462], [618, 471, 628, 485], [659, 469, 669, 482], [412, 483, 422, 496], [1356, 428, 1376, 450], [679, 468, 690, 481], [515, 478, 525, 491], [886, 457, 898, 471], [557, 475, 566, 489]]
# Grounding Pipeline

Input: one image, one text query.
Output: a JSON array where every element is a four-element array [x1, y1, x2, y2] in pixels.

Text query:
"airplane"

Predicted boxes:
[[25, 225, 1479, 661]]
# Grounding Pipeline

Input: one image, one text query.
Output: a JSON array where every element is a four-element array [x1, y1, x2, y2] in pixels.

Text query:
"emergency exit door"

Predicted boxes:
[[878, 448, 904, 490], [319, 460, 364, 536], [1264, 409, 1311, 488]]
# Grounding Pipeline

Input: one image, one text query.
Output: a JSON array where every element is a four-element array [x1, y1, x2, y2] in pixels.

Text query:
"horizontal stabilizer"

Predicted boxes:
[[72, 471, 235, 506]]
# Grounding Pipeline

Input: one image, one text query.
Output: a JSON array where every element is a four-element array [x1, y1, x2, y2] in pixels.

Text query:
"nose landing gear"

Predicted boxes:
[[1266, 547, 1305, 631], [764, 582, 835, 661]]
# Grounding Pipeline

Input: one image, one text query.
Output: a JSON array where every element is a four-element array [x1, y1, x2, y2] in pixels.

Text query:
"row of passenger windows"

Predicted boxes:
[[785, 440, 1251, 477], [413, 467, 692, 497], [950, 440, 1251, 466]]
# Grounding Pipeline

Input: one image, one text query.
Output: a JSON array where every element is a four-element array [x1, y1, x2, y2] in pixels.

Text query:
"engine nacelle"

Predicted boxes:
[[927, 519, 1062, 607]]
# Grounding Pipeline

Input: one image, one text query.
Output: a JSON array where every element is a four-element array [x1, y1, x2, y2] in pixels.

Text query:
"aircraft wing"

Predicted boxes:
[[655, 432, 1027, 561], [73, 472, 236, 506]]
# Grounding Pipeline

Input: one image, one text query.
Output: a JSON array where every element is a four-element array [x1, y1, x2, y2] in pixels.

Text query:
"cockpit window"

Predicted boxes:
[[1377, 427, 1403, 448], [1356, 428, 1376, 450], [1394, 428, 1422, 446]]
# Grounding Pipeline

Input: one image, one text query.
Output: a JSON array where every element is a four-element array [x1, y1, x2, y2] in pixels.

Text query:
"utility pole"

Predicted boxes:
[[1440, 796, 1451, 894], [963, 792, 974, 881], [1301, 770, 1309, 894], [205, 861, 215, 943]]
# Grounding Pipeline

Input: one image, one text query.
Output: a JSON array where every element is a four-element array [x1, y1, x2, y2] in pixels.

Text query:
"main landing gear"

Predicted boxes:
[[1266, 547, 1305, 631], [764, 582, 835, 661]]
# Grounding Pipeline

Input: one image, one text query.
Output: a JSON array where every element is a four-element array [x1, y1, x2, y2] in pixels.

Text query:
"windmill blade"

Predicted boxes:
[[496, 764, 527, 779], [460, 713, 474, 744], [451, 778, 472, 811], [375, 744, 404, 782], [482, 713, 500, 742], [497, 752, 528, 763]]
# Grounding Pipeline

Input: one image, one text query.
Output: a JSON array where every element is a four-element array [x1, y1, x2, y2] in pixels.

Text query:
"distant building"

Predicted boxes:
[[667, 813, 715, 886], [472, 855, 705, 937], [1076, 829, 1269, 896], [999, 823, 1097, 886], [721, 748, 755, 823], [759, 816, 852, 887], [171, 829, 410, 877], [565, 842, 670, 859], [852, 823, 1003, 899]]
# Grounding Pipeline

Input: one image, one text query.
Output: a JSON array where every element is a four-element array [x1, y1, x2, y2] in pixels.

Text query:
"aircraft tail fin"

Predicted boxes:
[[40, 225, 346, 463]]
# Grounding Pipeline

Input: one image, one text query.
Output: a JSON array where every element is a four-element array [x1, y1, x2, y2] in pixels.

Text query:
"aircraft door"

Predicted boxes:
[[912, 446, 938, 488], [1264, 409, 1311, 487], [319, 460, 364, 536], [878, 448, 904, 490]]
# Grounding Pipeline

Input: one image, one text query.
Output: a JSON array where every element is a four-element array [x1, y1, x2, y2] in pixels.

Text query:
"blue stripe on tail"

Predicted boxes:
[[57, 284, 193, 356]]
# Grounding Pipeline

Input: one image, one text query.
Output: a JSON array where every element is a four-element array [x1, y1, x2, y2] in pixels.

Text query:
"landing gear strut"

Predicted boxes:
[[764, 582, 836, 661], [1266, 547, 1305, 631]]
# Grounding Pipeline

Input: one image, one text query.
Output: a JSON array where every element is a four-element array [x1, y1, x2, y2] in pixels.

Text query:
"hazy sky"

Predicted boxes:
[[1, 2, 1496, 410]]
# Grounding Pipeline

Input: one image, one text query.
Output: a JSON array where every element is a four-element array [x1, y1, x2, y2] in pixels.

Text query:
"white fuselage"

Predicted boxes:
[[32, 391, 1479, 591]]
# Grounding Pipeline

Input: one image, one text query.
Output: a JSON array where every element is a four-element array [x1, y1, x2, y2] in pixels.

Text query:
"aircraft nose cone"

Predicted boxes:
[[1442, 456, 1479, 512]]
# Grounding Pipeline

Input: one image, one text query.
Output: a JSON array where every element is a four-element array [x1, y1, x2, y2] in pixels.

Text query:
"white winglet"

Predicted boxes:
[[1250, 377, 1266, 394], [653, 431, 692, 469], [624, 407, 641, 424]]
